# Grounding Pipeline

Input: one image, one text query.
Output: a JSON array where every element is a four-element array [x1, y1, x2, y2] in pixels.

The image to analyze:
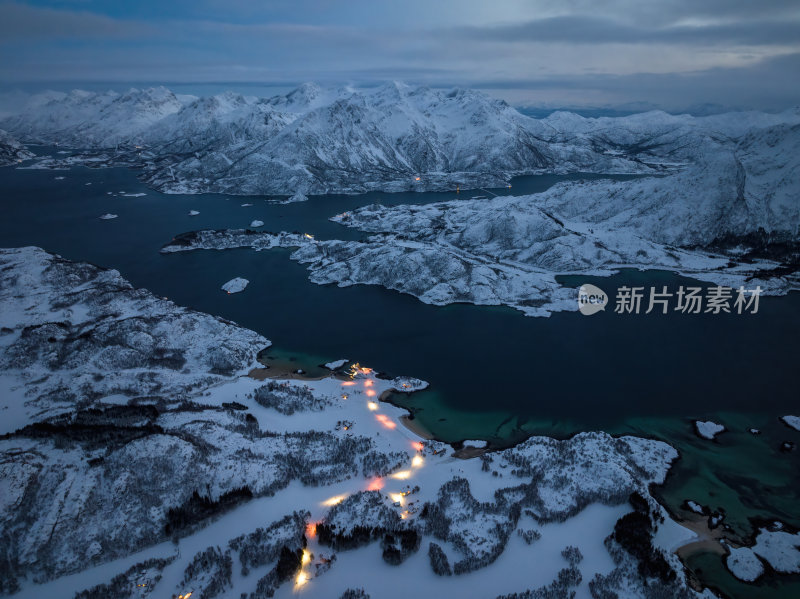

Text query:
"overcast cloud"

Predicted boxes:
[[0, 0, 798, 110]]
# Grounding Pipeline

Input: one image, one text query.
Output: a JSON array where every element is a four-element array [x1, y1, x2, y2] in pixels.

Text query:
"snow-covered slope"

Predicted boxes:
[[0, 246, 269, 432], [141, 91, 291, 155], [1, 247, 708, 599], [533, 125, 800, 246], [0, 129, 33, 166]]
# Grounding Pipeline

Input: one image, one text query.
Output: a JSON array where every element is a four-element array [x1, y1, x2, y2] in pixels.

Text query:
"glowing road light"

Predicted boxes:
[[341, 381, 356, 387], [367, 477, 384, 491], [364, 379, 373, 387], [391, 470, 411, 480], [390, 492, 405, 504], [411, 441, 424, 452], [375, 414, 396, 429], [305, 522, 317, 538], [296, 572, 308, 586], [411, 455, 424, 468], [367, 401, 379, 411], [302, 550, 311, 565], [322, 494, 347, 507], [365, 389, 377, 397]]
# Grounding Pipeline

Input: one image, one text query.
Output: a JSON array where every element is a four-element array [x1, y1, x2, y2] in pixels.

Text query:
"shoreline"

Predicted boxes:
[[379, 388, 436, 440], [398, 414, 435, 440]]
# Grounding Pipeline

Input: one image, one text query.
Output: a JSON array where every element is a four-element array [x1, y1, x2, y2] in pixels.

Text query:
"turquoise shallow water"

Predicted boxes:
[[1, 153, 798, 598]]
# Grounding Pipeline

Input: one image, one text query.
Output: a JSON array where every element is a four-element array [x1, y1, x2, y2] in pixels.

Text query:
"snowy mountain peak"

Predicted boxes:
[[268, 81, 330, 112], [288, 81, 322, 100], [373, 80, 412, 98], [113, 86, 183, 113]]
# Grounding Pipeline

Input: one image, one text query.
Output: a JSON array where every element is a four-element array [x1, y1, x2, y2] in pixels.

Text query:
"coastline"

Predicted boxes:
[[381, 388, 436, 440]]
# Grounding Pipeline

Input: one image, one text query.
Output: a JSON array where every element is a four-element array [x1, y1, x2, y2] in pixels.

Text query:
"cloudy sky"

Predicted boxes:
[[0, 0, 799, 110]]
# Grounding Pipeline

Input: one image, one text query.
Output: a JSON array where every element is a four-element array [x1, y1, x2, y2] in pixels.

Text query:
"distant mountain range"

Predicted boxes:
[[4, 82, 797, 197]]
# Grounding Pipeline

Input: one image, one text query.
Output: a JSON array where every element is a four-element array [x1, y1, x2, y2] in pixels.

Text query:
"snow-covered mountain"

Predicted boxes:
[[136, 82, 659, 195], [3, 83, 799, 198], [0, 82, 735, 195]]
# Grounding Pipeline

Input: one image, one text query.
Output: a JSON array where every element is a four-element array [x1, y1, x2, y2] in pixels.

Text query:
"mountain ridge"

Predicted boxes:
[[8, 82, 798, 196]]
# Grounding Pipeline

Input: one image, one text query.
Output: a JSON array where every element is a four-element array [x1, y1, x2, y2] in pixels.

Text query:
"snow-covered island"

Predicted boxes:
[[324, 359, 349, 371], [781, 415, 800, 431], [0, 246, 717, 599], [222, 277, 249, 294], [725, 527, 800, 582], [695, 421, 726, 440]]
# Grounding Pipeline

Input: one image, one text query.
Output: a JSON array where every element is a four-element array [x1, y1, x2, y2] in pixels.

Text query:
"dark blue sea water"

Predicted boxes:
[[0, 158, 797, 440]]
